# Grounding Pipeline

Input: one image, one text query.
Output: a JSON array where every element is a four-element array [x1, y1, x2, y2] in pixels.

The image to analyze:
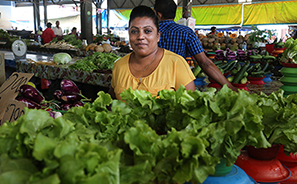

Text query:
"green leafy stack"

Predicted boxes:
[[1, 87, 297, 184], [280, 37, 297, 64], [69, 52, 120, 72]]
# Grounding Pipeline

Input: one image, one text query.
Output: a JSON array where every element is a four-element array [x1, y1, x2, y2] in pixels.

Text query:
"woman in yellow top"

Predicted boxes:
[[109, 5, 196, 100]]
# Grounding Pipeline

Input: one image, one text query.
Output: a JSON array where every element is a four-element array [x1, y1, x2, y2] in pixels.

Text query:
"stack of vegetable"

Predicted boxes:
[[273, 38, 285, 49], [53, 79, 88, 111], [16, 84, 45, 109], [191, 64, 205, 78], [280, 37, 297, 64], [236, 49, 247, 61], [262, 51, 276, 63], [69, 52, 120, 72], [225, 48, 236, 61], [215, 60, 238, 76], [249, 50, 262, 62], [214, 50, 225, 61], [50, 34, 82, 49], [246, 61, 274, 78], [227, 61, 250, 84], [16, 83, 62, 118]]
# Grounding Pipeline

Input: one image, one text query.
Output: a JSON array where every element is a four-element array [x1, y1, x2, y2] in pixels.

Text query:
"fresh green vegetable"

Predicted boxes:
[[53, 52, 72, 65], [232, 61, 250, 84], [280, 37, 297, 64], [192, 64, 202, 78], [69, 52, 120, 71]]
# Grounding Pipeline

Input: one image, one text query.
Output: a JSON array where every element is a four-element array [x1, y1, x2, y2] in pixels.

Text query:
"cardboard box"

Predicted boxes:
[[0, 72, 33, 125]]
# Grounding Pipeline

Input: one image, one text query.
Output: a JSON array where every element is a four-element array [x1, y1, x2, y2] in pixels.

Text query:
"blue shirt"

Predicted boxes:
[[158, 20, 204, 59]]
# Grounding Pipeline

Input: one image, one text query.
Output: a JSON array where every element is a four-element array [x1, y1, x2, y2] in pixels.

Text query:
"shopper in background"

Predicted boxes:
[[52, 20, 63, 37], [209, 26, 217, 35], [69, 27, 79, 39], [154, 0, 237, 91], [109, 5, 196, 100], [41, 22, 55, 44]]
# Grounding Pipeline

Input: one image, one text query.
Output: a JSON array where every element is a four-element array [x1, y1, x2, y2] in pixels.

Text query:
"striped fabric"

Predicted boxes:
[[158, 20, 204, 59]]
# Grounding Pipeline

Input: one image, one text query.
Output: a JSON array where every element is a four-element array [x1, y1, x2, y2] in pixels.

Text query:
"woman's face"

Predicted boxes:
[[129, 16, 160, 57]]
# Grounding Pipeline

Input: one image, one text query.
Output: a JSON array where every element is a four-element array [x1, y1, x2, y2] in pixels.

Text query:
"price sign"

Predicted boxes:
[[0, 72, 33, 122], [1, 99, 27, 124], [0, 53, 4, 86]]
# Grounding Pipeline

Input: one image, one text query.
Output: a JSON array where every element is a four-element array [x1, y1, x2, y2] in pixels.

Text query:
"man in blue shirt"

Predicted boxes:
[[154, 0, 237, 91]]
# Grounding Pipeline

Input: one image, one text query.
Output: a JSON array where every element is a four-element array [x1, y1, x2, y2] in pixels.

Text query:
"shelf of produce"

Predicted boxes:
[[15, 60, 112, 87]]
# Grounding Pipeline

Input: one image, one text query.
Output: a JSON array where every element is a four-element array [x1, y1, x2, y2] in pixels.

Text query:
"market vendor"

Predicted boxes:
[[41, 22, 55, 44], [154, 0, 237, 91], [109, 5, 196, 100]]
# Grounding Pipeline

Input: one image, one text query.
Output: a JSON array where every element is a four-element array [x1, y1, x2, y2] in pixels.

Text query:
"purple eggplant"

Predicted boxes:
[[73, 101, 84, 107], [60, 79, 80, 94], [16, 97, 41, 109], [61, 103, 72, 111], [54, 90, 64, 100], [60, 93, 82, 103], [19, 84, 44, 104]]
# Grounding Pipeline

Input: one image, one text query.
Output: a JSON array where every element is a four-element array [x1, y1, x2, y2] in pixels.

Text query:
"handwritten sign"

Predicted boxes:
[[0, 53, 4, 86], [1, 99, 27, 124], [0, 72, 33, 122]]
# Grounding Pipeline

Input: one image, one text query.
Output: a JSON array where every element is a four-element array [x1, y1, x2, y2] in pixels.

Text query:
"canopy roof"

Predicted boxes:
[[2, 0, 287, 8]]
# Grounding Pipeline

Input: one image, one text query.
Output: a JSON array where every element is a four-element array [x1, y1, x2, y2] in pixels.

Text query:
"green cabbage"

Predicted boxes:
[[53, 52, 72, 65]]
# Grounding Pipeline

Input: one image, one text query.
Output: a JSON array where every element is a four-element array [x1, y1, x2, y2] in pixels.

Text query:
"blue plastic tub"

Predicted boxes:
[[263, 73, 273, 83], [194, 77, 207, 86], [184, 165, 256, 184]]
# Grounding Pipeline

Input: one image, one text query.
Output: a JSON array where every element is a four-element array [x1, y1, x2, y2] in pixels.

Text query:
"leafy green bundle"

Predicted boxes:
[[69, 52, 120, 72]]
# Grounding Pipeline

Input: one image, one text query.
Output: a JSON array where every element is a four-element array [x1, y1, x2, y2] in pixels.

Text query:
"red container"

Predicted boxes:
[[246, 144, 281, 160], [232, 82, 249, 91], [235, 151, 291, 183], [248, 76, 265, 85], [266, 44, 275, 54], [277, 145, 297, 168], [281, 165, 297, 184], [208, 79, 222, 88], [281, 63, 297, 68]]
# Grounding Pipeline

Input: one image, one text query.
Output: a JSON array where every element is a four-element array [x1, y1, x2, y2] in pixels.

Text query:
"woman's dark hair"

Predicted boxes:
[[46, 22, 52, 28], [72, 27, 77, 32], [129, 5, 159, 32], [154, 0, 177, 20]]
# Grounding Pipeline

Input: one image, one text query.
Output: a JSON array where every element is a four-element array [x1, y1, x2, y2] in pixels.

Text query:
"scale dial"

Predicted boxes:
[[11, 39, 27, 57]]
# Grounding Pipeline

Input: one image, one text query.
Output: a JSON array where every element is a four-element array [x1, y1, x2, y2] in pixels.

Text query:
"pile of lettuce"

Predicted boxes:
[[1, 86, 297, 184]]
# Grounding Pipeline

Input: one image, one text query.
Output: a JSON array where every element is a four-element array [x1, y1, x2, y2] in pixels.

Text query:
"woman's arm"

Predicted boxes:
[[194, 52, 238, 91], [108, 86, 116, 99], [185, 81, 196, 91]]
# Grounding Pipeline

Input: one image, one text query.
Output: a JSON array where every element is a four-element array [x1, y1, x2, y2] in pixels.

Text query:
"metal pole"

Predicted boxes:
[[107, 0, 110, 34], [33, 0, 40, 34], [80, 0, 93, 44], [43, 0, 48, 28], [96, 0, 102, 35]]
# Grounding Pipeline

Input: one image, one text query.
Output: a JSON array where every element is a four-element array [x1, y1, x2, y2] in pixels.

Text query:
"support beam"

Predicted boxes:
[[107, 0, 110, 34], [33, 0, 40, 33], [182, 0, 191, 18], [43, 0, 48, 28], [80, 0, 93, 44], [95, 0, 103, 35]]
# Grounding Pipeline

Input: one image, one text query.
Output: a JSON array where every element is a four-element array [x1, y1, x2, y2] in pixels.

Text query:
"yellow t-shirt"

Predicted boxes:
[[111, 49, 195, 100]]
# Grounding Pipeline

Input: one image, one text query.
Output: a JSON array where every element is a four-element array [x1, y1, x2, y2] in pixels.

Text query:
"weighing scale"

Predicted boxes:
[[11, 38, 27, 60]]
